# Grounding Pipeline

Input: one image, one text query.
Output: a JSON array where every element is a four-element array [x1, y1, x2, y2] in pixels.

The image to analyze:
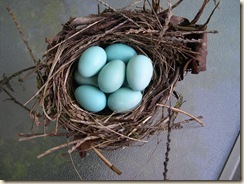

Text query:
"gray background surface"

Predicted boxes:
[[0, 0, 240, 180]]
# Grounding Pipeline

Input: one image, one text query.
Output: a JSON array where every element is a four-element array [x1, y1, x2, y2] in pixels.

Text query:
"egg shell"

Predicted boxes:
[[126, 55, 153, 91], [74, 70, 98, 86], [78, 46, 107, 77], [75, 85, 106, 112], [108, 87, 142, 113], [105, 43, 137, 63], [98, 60, 125, 93]]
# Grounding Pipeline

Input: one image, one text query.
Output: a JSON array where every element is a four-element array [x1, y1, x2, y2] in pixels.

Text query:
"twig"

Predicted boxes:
[[160, 0, 183, 14], [191, 0, 210, 24], [45, 17, 106, 55], [19, 133, 49, 141], [152, 0, 160, 13], [172, 116, 203, 129], [92, 146, 122, 175], [156, 104, 204, 126], [0, 66, 36, 90], [37, 136, 98, 158], [121, 0, 144, 10], [4, 0, 38, 64], [97, 0, 141, 28], [69, 153, 83, 180], [37, 140, 80, 159], [2, 88, 31, 112], [200, 1, 220, 29], [163, 105, 172, 180], [67, 137, 83, 180], [127, 116, 151, 137], [18, 132, 70, 141], [95, 121, 148, 143]]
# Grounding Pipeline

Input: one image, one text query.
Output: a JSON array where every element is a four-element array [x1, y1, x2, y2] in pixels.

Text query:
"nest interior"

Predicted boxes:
[[25, 0, 218, 162]]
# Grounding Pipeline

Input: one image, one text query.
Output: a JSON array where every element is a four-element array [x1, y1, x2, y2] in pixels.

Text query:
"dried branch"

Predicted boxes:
[[2, 88, 31, 112], [157, 104, 204, 126], [3, 0, 38, 64], [92, 146, 122, 175], [163, 105, 173, 180]]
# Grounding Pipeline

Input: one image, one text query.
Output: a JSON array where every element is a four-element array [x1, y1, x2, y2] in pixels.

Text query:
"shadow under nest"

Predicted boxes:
[[2, 0, 219, 177]]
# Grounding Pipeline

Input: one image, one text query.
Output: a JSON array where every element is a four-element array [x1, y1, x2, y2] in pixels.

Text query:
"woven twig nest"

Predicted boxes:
[[19, 0, 218, 175]]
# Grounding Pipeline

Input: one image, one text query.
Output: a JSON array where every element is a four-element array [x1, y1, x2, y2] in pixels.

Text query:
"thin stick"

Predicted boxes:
[[121, 0, 144, 10], [0, 66, 36, 89], [97, 0, 141, 28], [37, 136, 98, 158], [157, 104, 204, 126], [67, 137, 83, 180], [163, 105, 172, 180], [127, 116, 151, 137], [4, 0, 38, 64], [160, 0, 183, 14], [69, 153, 83, 180], [172, 116, 203, 129], [2, 88, 31, 112], [92, 146, 122, 175], [200, 1, 220, 29], [191, 0, 210, 24], [44, 18, 105, 55], [96, 121, 148, 143], [19, 133, 49, 141], [37, 140, 80, 159]]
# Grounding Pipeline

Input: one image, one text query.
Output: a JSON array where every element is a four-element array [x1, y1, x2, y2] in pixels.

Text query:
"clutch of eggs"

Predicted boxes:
[[74, 43, 153, 113]]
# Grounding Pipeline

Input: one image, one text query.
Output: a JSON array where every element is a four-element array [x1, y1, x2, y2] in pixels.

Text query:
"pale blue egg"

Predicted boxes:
[[78, 46, 107, 77], [126, 55, 153, 91], [98, 60, 125, 93], [105, 43, 137, 63], [74, 70, 98, 86], [75, 85, 106, 112], [108, 87, 142, 113]]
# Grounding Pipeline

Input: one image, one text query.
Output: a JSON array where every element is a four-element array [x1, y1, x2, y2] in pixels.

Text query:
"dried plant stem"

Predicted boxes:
[[157, 104, 204, 126], [191, 0, 210, 24], [0, 66, 36, 89], [37, 140, 81, 159], [2, 88, 31, 112], [97, 0, 141, 27], [18, 132, 70, 141], [37, 136, 99, 159], [163, 107, 172, 180], [122, 0, 144, 10], [4, 0, 38, 64], [92, 146, 122, 175], [67, 138, 83, 180], [172, 116, 203, 129], [69, 153, 83, 180]]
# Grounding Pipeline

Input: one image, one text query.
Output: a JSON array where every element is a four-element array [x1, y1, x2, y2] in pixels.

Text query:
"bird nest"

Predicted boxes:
[[3, 0, 218, 176]]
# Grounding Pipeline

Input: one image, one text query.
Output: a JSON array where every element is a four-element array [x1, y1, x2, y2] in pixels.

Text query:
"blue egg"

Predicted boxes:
[[78, 46, 107, 77], [75, 85, 106, 112], [108, 87, 142, 113], [126, 55, 153, 91], [98, 60, 125, 93], [105, 43, 137, 63], [74, 70, 98, 86]]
